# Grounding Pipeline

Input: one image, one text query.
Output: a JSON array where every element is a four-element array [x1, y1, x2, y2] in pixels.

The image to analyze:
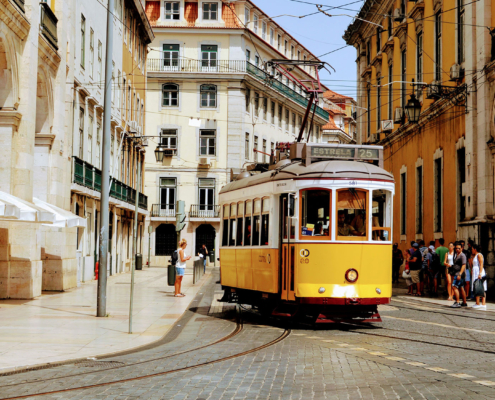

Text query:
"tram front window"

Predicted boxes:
[[337, 189, 368, 240], [372, 189, 391, 241], [301, 190, 330, 237]]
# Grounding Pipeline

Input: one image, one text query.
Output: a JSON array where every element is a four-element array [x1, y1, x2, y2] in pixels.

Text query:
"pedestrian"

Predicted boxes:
[[471, 244, 487, 310], [451, 243, 468, 308], [419, 240, 428, 295], [198, 243, 208, 274], [408, 243, 422, 296], [436, 238, 448, 290], [403, 249, 414, 294], [460, 239, 472, 299], [427, 245, 441, 295], [175, 239, 191, 297], [392, 243, 404, 284], [444, 242, 455, 301]]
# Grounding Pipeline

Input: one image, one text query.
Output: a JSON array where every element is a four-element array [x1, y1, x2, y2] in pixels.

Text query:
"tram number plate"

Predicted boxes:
[[357, 148, 379, 159], [348, 181, 358, 186]]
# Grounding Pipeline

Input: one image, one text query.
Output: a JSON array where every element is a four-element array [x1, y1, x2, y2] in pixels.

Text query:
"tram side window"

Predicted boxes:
[[244, 200, 252, 246], [336, 189, 368, 240], [222, 205, 229, 246], [229, 204, 237, 246], [372, 189, 392, 241], [252, 199, 261, 246], [300, 190, 330, 237], [260, 198, 270, 246], [237, 202, 244, 245]]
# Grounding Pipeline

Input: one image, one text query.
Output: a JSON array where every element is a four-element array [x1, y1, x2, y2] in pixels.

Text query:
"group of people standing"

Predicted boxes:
[[392, 238, 488, 309]]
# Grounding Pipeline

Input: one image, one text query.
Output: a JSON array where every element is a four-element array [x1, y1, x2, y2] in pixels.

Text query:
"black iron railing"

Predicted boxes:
[[72, 156, 148, 210], [190, 205, 220, 218], [40, 2, 58, 50], [151, 204, 176, 218]]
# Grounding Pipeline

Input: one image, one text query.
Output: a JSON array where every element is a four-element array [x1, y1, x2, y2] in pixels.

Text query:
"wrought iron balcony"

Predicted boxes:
[[73, 156, 148, 210], [147, 58, 329, 121], [40, 2, 58, 50], [151, 204, 176, 218], [11, 0, 25, 12], [190, 205, 220, 219]]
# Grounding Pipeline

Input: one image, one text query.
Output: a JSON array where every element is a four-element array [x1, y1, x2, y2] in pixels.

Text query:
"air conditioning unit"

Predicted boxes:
[[394, 107, 404, 124], [369, 133, 379, 143], [128, 121, 138, 133], [381, 120, 393, 132], [426, 81, 441, 99], [136, 126, 142, 135], [141, 137, 148, 147], [199, 157, 211, 166], [393, 8, 404, 21], [450, 63, 462, 81]]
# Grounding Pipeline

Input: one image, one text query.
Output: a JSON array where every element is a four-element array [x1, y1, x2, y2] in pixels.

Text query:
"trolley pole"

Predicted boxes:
[[129, 152, 142, 334], [97, 0, 115, 318]]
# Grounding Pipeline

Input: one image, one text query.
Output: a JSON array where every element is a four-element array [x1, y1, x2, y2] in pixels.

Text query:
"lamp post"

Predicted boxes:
[[154, 145, 166, 163], [404, 93, 422, 124]]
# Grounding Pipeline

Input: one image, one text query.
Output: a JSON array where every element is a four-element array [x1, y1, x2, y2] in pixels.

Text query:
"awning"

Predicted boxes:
[[33, 198, 87, 228], [0, 198, 21, 220], [0, 191, 55, 223]]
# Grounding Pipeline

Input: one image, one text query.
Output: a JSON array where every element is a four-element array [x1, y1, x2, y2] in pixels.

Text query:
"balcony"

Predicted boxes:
[[40, 2, 58, 50], [151, 204, 176, 218], [190, 205, 220, 219], [73, 157, 148, 210], [11, 0, 25, 12], [148, 59, 329, 121]]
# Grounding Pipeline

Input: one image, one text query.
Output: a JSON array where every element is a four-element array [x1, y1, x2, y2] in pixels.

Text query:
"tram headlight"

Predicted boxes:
[[318, 287, 326, 294], [376, 288, 381, 294], [345, 269, 359, 283]]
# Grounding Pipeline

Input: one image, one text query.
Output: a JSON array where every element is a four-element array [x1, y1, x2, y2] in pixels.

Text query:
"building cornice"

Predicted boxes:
[[0, 0, 30, 41]]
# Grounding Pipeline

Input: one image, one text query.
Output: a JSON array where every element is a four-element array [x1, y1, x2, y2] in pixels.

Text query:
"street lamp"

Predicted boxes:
[[404, 93, 422, 124], [154, 145, 167, 163]]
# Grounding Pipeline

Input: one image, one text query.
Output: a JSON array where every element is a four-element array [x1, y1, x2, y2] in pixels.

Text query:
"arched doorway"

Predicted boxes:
[[156, 224, 177, 256], [195, 224, 216, 261]]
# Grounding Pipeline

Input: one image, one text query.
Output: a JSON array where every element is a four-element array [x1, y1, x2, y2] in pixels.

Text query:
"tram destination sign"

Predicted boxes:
[[310, 146, 380, 160]]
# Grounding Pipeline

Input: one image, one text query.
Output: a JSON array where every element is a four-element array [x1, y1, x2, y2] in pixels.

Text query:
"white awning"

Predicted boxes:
[[0, 191, 55, 223], [0, 198, 21, 220], [33, 198, 87, 228]]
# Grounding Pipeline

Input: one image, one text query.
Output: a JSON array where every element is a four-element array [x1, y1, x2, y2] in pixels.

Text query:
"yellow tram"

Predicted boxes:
[[219, 143, 395, 323]]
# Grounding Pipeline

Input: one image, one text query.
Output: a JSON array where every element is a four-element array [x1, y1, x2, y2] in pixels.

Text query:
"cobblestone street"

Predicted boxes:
[[1, 272, 495, 400]]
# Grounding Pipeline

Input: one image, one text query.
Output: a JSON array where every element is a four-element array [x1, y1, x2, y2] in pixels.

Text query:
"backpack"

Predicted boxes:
[[430, 252, 440, 271], [171, 250, 179, 265]]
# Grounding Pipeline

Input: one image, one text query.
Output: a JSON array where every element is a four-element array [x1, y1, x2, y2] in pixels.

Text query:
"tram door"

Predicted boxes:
[[280, 194, 296, 301]]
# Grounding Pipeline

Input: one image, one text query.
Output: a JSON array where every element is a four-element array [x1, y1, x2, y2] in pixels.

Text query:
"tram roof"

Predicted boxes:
[[220, 160, 394, 194]]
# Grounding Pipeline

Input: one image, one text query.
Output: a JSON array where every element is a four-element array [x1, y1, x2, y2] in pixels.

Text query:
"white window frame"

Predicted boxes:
[[163, 1, 180, 20], [200, 84, 217, 108], [202, 2, 218, 20], [162, 83, 179, 107], [199, 130, 216, 156]]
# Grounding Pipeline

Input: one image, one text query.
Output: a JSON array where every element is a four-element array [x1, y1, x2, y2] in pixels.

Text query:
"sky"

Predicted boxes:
[[256, 0, 364, 100]]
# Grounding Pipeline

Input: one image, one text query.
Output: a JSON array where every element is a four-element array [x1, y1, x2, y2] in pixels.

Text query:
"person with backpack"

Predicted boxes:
[[174, 239, 191, 297]]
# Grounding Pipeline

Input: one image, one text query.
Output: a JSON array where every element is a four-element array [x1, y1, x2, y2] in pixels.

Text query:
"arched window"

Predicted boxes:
[[200, 84, 217, 108], [162, 84, 179, 107]]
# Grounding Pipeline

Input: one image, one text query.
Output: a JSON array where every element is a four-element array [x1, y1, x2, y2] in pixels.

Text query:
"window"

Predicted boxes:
[[222, 205, 229, 246], [229, 204, 237, 246], [245, 7, 250, 24], [417, 32, 423, 96], [271, 142, 275, 160], [200, 130, 216, 156], [388, 63, 393, 119], [254, 136, 258, 162], [270, 28, 274, 45], [89, 29, 94, 78], [263, 97, 267, 120], [162, 84, 179, 107], [117, 70, 121, 109], [388, 11, 392, 38], [244, 200, 252, 246], [377, 76, 381, 129], [245, 88, 251, 112], [366, 87, 371, 137], [96, 123, 101, 168], [291, 45, 295, 59], [201, 45, 217, 70], [79, 107, 84, 159], [261, 198, 270, 246], [372, 190, 391, 241], [366, 41, 371, 65], [163, 44, 180, 70], [400, 0, 406, 16], [435, 12, 442, 80], [284, 40, 288, 55], [203, 2, 218, 20], [401, 50, 406, 106], [255, 55, 260, 67], [252, 199, 261, 246], [337, 189, 368, 240], [400, 172, 406, 235], [246, 49, 250, 61], [297, 50, 300, 60], [253, 14, 258, 34], [164, 2, 180, 20], [301, 190, 330, 238], [376, 27, 381, 51], [457, 148, 466, 222], [245, 133, 250, 159], [416, 165, 423, 234], [98, 40, 102, 88], [200, 84, 217, 108], [88, 115, 93, 162], [434, 157, 443, 232], [199, 178, 215, 215], [254, 92, 259, 116], [292, 113, 296, 134], [160, 178, 176, 216], [458, 0, 465, 63], [160, 129, 177, 155], [262, 22, 266, 40], [262, 139, 267, 163], [80, 15, 86, 68], [277, 34, 281, 51], [278, 104, 283, 128], [285, 109, 289, 130], [111, 61, 115, 104], [235, 202, 244, 245]]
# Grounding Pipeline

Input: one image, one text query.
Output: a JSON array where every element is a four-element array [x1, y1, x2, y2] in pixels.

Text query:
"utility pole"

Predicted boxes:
[[97, 0, 115, 318], [148, 225, 152, 267], [129, 151, 142, 334]]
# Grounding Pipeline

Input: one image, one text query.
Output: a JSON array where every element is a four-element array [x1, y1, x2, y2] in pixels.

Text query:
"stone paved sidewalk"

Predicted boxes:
[[0, 266, 212, 373]]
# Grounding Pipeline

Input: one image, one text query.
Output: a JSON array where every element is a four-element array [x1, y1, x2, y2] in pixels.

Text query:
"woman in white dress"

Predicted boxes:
[[471, 244, 487, 309], [444, 242, 455, 301], [175, 239, 191, 297]]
